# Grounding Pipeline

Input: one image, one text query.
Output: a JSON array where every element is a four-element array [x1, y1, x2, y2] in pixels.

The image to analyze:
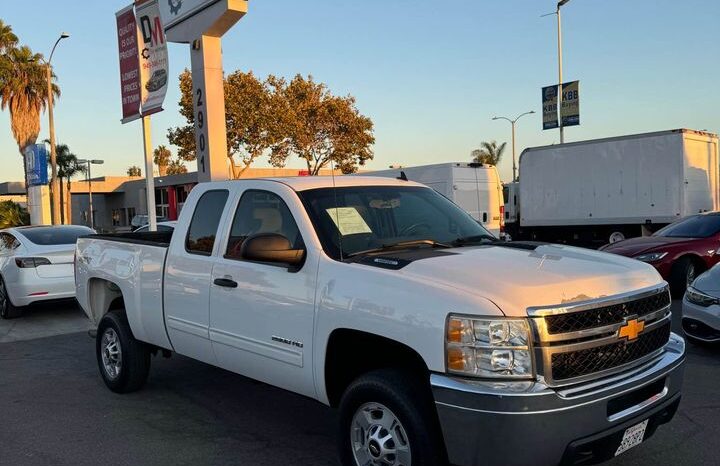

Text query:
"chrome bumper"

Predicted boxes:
[[431, 333, 685, 466]]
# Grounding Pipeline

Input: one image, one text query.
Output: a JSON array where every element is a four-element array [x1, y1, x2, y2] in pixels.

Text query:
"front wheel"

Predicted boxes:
[[670, 257, 699, 297], [338, 369, 447, 466], [96, 311, 151, 393]]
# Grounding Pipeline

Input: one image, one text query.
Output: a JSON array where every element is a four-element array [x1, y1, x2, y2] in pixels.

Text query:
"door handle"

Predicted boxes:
[[213, 278, 238, 288]]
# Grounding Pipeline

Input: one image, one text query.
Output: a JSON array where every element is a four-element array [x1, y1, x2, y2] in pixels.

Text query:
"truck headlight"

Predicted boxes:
[[446, 316, 534, 379], [633, 252, 667, 263], [686, 286, 719, 307]]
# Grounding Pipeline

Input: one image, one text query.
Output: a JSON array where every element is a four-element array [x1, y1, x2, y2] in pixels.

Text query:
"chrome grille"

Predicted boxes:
[[544, 291, 670, 335], [529, 286, 672, 387]]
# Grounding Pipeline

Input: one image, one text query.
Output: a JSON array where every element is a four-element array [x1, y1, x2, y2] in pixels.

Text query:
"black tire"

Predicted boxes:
[[670, 257, 700, 297], [0, 276, 23, 319], [96, 311, 151, 393], [338, 369, 447, 466]]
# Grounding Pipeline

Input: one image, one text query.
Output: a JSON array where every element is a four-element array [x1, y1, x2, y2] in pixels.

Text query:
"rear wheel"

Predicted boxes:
[[670, 257, 699, 297], [0, 276, 23, 319], [96, 311, 151, 393], [338, 369, 447, 466]]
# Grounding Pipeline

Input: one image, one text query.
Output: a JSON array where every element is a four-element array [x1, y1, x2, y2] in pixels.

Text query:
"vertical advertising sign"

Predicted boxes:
[[560, 80, 580, 127], [24, 144, 49, 187], [116, 5, 142, 122], [542, 85, 559, 130], [135, 0, 169, 115]]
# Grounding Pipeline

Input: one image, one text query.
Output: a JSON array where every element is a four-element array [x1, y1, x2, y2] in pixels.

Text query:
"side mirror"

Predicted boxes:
[[240, 233, 305, 267]]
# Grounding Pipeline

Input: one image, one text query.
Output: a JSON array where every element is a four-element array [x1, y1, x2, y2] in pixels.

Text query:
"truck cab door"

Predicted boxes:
[[209, 185, 318, 399], [164, 188, 231, 365]]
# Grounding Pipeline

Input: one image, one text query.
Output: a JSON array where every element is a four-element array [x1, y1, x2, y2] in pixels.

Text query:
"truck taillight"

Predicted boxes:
[[499, 205, 505, 232]]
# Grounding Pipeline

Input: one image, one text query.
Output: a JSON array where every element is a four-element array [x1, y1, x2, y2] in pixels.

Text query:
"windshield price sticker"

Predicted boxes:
[[327, 207, 372, 236]]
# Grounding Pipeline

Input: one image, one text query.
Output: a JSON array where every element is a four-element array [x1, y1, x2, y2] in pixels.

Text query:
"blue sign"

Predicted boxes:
[[542, 85, 559, 130], [24, 144, 49, 187]]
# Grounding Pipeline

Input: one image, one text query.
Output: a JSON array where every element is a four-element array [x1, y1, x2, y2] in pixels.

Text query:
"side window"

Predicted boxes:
[[225, 190, 302, 260], [185, 190, 229, 255], [0, 233, 18, 253]]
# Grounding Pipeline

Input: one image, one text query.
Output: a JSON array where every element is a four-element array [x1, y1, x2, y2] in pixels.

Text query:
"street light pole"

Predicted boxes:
[[556, 0, 572, 144], [46, 32, 69, 225], [492, 111, 535, 182]]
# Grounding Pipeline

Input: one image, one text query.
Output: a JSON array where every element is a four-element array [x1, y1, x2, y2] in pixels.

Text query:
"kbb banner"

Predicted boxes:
[[542, 85, 559, 130], [560, 80, 580, 127]]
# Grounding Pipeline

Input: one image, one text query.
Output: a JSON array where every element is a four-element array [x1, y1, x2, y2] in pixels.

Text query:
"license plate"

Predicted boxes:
[[615, 419, 649, 456]]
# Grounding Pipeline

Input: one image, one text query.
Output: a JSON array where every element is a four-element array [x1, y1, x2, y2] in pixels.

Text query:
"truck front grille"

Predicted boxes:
[[550, 321, 671, 381], [544, 291, 670, 335], [529, 286, 672, 387]]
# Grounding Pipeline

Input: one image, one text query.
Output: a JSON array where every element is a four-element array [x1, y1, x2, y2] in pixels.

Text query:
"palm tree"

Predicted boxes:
[[153, 145, 172, 176], [127, 165, 142, 177], [471, 140, 507, 166], [0, 200, 29, 229], [167, 159, 187, 175], [0, 45, 60, 186], [56, 144, 85, 224], [0, 20, 18, 51]]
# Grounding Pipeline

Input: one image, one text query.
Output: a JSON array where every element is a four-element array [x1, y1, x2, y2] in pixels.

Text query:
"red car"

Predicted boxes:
[[600, 212, 720, 296]]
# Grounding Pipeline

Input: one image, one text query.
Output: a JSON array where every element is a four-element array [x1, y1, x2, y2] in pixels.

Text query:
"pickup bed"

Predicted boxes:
[[76, 176, 685, 466]]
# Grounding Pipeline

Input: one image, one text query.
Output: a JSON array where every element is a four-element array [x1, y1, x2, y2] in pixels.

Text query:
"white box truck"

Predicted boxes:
[[506, 129, 719, 246], [365, 163, 504, 236]]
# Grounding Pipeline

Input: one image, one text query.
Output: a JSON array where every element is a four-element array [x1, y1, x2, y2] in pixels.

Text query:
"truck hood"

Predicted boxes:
[[600, 236, 697, 257], [397, 243, 663, 317]]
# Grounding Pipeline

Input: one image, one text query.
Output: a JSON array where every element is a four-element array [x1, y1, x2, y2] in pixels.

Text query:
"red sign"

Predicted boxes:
[[298, 170, 310, 176], [116, 5, 142, 123]]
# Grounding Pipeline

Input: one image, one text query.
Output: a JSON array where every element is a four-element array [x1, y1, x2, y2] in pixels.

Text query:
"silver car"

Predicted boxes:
[[682, 263, 720, 343]]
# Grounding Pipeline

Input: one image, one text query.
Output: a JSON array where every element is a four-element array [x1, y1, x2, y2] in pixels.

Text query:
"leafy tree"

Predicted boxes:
[[0, 200, 29, 228], [127, 165, 142, 177], [270, 75, 374, 175], [167, 159, 187, 175], [153, 145, 172, 176], [168, 69, 287, 177], [0, 45, 60, 185], [471, 140, 507, 166], [168, 70, 374, 177]]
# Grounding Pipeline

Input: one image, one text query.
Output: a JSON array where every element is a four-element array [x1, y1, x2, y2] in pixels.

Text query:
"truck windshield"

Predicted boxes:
[[299, 186, 494, 260], [654, 214, 720, 238]]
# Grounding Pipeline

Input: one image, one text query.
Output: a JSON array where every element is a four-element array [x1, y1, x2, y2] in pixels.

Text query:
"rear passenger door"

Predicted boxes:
[[164, 189, 231, 365], [209, 184, 318, 398]]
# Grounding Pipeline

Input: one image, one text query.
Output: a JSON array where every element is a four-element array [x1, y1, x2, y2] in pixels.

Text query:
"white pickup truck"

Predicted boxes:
[[75, 176, 685, 466]]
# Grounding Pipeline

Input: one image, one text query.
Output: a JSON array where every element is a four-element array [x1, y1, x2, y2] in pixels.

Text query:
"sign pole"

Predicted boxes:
[[142, 116, 157, 231], [557, 6, 564, 144]]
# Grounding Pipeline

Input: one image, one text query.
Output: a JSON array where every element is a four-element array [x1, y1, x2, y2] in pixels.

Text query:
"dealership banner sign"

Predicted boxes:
[[116, 1, 169, 123], [560, 80, 580, 127], [542, 85, 559, 130], [135, 0, 169, 116], [24, 144, 49, 187], [116, 5, 142, 122]]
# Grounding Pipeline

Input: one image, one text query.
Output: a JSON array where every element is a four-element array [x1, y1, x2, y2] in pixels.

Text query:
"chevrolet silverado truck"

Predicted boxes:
[[75, 177, 685, 466]]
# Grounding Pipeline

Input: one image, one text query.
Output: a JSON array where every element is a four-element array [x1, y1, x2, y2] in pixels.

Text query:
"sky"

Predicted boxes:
[[1, 0, 719, 183]]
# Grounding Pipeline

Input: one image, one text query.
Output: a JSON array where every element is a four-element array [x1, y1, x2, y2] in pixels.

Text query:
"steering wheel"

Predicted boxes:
[[399, 222, 433, 237]]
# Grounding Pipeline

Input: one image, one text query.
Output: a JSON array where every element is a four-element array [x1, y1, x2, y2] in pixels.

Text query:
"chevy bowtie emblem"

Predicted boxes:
[[619, 318, 645, 341]]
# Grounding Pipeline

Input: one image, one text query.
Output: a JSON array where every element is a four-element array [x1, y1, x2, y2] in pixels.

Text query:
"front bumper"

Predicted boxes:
[[431, 333, 685, 466], [682, 296, 720, 342]]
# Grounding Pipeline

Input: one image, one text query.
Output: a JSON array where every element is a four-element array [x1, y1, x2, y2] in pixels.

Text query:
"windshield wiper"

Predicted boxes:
[[346, 239, 454, 259], [451, 234, 499, 246]]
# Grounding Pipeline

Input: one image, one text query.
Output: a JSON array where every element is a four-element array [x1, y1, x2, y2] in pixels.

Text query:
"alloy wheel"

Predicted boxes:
[[101, 328, 123, 380], [351, 402, 411, 466]]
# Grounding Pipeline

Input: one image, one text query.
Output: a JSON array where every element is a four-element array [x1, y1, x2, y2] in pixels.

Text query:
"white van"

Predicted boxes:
[[364, 163, 504, 237]]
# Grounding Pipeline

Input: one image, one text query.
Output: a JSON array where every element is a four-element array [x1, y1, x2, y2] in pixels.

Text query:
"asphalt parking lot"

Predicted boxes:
[[0, 301, 718, 466]]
